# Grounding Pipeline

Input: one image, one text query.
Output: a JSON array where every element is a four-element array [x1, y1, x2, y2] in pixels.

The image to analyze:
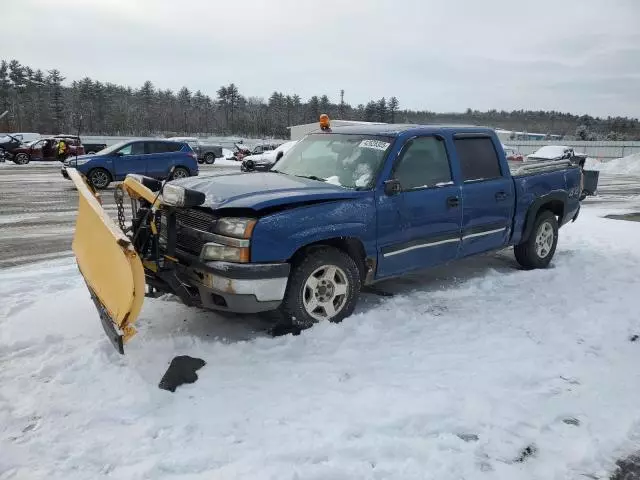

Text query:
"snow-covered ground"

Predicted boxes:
[[586, 153, 640, 175], [2, 195, 640, 479]]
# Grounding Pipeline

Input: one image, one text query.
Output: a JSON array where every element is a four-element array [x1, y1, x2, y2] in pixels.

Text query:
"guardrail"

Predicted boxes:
[[504, 141, 640, 160]]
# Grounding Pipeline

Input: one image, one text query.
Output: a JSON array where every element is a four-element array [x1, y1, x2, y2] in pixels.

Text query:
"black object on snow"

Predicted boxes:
[[562, 417, 581, 426], [611, 454, 640, 480], [456, 433, 479, 442], [158, 355, 206, 392], [514, 444, 538, 463], [630, 335, 639, 342], [268, 322, 303, 337]]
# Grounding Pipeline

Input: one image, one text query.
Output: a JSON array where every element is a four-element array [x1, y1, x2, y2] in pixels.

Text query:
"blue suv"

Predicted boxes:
[[62, 139, 199, 189]]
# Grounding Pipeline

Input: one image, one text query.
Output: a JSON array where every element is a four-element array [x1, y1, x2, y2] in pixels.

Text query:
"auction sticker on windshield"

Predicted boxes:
[[359, 139, 390, 151]]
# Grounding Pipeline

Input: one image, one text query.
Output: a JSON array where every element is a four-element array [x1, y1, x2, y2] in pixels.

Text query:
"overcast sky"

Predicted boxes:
[[2, 0, 639, 118]]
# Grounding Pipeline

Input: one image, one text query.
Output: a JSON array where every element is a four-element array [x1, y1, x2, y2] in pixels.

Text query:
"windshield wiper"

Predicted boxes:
[[294, 174, 326, 182]]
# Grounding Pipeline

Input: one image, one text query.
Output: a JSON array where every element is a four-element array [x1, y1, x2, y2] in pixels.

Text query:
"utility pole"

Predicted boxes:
[[339, 89, 345, 118]]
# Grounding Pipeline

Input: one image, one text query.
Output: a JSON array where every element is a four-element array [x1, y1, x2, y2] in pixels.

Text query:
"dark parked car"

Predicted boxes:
[[53, 135, 107, 154], [61, 139, 199, 189], [0, 134, 24, 155], [168, 137, 223, 164]]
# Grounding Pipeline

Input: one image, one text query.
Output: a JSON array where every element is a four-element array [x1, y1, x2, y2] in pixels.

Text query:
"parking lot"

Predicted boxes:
[[0, 162, 240, 268], [2, 160, 640, 478], [1, 161, 638, 269]]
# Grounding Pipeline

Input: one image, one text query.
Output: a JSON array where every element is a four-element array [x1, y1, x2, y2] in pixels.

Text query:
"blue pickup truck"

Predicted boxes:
[[68, 123, 587, 352]]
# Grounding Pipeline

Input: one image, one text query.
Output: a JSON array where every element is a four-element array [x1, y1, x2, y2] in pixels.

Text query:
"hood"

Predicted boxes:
[[64, 154, 96, 165], [171, 172, 360, 211]]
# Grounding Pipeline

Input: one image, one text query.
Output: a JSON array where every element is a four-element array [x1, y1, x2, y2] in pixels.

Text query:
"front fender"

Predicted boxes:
[[250, 196, 378, 262]]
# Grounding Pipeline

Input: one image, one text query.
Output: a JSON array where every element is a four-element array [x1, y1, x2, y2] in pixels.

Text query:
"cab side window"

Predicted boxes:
[[454, 137, 502, 182], [393, 136, 452, 190]]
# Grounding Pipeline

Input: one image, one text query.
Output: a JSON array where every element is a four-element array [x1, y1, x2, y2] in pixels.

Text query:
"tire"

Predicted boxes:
[[14, 153, 30, 165], [204, 153, 215, 164], [171, 167, 190, 180], [281, 247, 362, 329], [514, 210, 559, 270], [88, 168, 112, 190]]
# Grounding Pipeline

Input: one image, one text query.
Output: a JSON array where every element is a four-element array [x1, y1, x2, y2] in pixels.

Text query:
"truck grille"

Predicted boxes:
[[175, 208, 216, 232], [159, 208, 217, 256]]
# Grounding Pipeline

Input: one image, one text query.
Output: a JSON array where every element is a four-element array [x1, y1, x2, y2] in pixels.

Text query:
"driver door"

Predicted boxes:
[[113, 141, 147, 180], [376, 135, 462, 278]]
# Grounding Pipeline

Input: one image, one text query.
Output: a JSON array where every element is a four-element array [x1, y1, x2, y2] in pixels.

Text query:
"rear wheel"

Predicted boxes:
[[171, 167, 189, 180], [204, 153, 215, 164], [281, 247, 361, 329], [14, 153, 30, 165], [514, 210, 558, 269], [88, 168, 111, 190]]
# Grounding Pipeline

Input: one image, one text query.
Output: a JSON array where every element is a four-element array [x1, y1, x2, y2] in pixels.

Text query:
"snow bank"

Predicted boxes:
[[2, 208, 640, 479], [585, 153, 640, 175], [212, 158, 241, 167]]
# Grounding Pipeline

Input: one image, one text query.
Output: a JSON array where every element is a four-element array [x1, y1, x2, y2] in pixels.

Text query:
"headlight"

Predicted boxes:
[[162, 184, 186, 206], [75, 159, 90, 166], [215, 217, 256, 239], [161, 184, 205, 207], [201, 243, 250, 262]]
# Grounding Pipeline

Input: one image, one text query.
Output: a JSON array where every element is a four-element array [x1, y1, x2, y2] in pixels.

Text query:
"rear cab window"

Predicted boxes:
[[454, 136, 503, 182]]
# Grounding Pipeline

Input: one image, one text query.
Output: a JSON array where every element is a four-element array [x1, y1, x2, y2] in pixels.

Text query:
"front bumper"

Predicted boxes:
[[150, 256, 290, 314]]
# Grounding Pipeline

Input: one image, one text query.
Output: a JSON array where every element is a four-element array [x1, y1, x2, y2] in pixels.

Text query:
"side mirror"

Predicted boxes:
[[384, 179, 402, 196], [114, 151, 124, 157], [275, 151, 284, 162]]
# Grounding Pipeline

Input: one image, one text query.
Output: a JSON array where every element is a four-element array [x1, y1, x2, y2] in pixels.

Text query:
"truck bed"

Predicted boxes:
[[508, 159, 575, 177]]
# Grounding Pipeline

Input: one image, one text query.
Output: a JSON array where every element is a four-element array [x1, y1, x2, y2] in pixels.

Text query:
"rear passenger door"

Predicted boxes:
[[145, 142, 178, 179], [455, 135, 515, 257], [113, 141, 146, 179]]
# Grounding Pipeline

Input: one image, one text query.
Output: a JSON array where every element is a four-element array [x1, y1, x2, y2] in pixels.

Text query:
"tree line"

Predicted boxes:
[[1, 59, 639, 140]]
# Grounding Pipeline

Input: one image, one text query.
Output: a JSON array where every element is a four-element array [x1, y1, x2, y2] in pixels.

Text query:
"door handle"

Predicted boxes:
[[495, 191, 508, 201], [447, 196, 460, 208]]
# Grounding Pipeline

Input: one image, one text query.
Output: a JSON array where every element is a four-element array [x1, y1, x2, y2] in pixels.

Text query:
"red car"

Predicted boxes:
[[11, 137, 85, 165], [503, 145, 524, 162]]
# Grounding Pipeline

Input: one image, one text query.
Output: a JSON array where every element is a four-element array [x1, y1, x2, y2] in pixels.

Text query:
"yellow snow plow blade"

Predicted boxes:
[[67, 168, 145, 354]]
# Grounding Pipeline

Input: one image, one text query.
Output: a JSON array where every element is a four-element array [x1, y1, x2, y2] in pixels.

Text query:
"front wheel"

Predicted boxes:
[[88, 168, 112, 190], [514, 210, 559, 269], [281, 247, 361, 329], [204, 153, 215, 164], [14, 153, 30, 165]]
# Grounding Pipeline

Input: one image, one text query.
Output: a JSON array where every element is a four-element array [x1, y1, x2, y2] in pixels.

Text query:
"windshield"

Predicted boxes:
[[272, 133, 394, 189], [94, 141, 129, 156]]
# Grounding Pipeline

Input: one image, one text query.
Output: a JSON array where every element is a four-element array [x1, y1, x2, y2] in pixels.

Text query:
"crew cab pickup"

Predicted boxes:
[[67, 124, 589, 353]]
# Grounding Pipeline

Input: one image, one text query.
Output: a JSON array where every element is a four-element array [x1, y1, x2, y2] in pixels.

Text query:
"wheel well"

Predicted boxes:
[[290, 237, 368, 281], [540, 199, 564, 222], [173, 165, 191, 174]]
